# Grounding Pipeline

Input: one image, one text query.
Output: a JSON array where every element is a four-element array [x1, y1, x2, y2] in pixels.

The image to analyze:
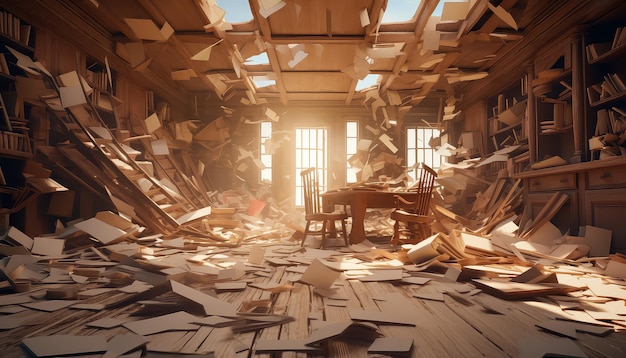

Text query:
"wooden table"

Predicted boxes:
[[321, 189, 418, 243]]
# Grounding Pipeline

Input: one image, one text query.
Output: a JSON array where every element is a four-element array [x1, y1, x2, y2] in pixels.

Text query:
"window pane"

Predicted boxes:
[[259, 121, 272, 183], [347, 122, 357, 136], [346, 121, 358, 184], [407, 128, 416, 149], [405, 125, 441, 185], [295, 126, 328, 206]]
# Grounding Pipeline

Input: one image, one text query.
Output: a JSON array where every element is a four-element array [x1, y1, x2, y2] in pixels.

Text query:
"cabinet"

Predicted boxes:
[[479, 76, 530, 178], [529, 34, 585, 164], [524, 171, 579, 236], [0, 8, 36, 229], [514, 159, 626, 254], [486, 76, 528, 154], [583, 5, 626, 161], [0, 7, 36, 159]]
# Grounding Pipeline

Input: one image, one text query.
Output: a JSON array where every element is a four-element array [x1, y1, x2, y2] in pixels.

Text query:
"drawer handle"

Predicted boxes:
[[600, 172, 611, 179], [531, 181, 539, 185], [559, 178, 569, 183]]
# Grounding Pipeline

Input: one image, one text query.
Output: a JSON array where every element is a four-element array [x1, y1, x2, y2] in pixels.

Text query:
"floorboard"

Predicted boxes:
[[1, 237, 626, 358]]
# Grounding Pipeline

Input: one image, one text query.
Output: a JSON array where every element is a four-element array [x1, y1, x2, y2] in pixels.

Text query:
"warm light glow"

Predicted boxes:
[[346, 121, 358, 183], [260, 121, 272, 183], [406, 126, 441, 183], [295, 127, 328, 207]]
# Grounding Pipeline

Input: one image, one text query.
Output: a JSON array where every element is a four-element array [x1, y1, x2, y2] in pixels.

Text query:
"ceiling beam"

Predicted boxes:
[[248, 0, 289, 105]]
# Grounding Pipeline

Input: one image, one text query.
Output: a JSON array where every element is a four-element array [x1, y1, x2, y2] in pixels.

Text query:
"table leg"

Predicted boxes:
[[349, 195, 367, 244]]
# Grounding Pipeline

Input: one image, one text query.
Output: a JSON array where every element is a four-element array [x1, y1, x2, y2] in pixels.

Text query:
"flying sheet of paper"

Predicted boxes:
[[360, 8, 370, 27], [124, 18, 173, 41], [441, 1, 470, 22], [379, 133, 398, 153], [487, 3, 518, 30], [191, 40, 223, 61]]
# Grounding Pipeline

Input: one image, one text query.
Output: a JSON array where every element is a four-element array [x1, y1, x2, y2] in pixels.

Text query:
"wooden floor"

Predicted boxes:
[[1, 235, 626, 358]]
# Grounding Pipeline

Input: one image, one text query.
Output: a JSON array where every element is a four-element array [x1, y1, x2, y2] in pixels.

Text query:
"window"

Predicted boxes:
[[356, 74, 380, 91], [295, 127, 328, 207], [216, 0, 253, 23], [346, 121, 358, 184], [381, 0, 422, 24], [260, 121, 272, 183], [406, 126, 441, 183]]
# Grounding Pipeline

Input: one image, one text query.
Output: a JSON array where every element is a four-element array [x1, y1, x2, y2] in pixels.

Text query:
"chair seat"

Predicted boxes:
[[390, 209, 431, 223], [300, 167, 349, 249], [305, 212, 348, 221]]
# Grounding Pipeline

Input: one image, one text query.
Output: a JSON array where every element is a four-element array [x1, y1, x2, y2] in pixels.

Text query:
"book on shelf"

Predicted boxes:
[[600, 79, 617, 97], [610, 73, 626, 92], [586, 42, 611, 61], [19, 23, 31, 47], [612, 106, 626, 117], [595, 109, 610, 135], [586, 84, 601, 104], [608, 109, 626, 134], [540, 118, 558, 133], [0, 10, 24, 44], [0, 53, 9, 75], [499, 135, 514, 147], [612, 26, 626, 49], [553, 102, 564, 129], [563, 102, 573, 127]]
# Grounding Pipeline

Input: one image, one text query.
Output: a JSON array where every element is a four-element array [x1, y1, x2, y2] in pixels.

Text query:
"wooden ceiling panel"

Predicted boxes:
[[285, 93, 351, 102], [450, 44, 505, 70], [281, 72, 352, 93], [180, 41, 233, 71], [369, 56, 401, 72], [152, 0, 210, 31], [267, 0, 374, 36], [327, 0, 374, 35], [97, 0, 154, 31], [144, 42, 187, 71], [273, 43, 356, 71]]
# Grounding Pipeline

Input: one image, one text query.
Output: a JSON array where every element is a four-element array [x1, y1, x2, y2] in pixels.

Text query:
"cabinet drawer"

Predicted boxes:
[[587, 165, 626, 189], [528, 173, 577, 192]]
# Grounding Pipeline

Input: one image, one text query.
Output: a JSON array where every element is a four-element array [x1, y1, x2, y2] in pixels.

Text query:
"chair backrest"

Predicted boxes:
[[410, 163, 437, 215], [300, 167, 322, 215]]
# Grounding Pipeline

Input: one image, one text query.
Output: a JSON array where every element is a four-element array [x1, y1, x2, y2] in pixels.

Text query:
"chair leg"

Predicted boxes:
[[302, 221, 311, 247], [391, 220, 400, 247], [408, 222, 416, 242], [320, 220, 327, 249], [340, 219, 348, 246]]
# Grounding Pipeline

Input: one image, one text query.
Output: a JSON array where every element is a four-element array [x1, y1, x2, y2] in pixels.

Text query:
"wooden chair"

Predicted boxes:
[[390, 163, 438, 246], [300, 168, 349, 249]]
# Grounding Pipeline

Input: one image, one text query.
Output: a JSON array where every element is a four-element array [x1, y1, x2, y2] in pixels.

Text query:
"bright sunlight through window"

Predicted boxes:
[[245, 52, 269, 65], [406, 126, 441, 183], [382, 0, 421, 23], [216, 0, 253, 23], [356, 74, 381, 91], [295, 127, 328, 207], [260, 121, 272, 183], [346, 121, 358, 184]]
